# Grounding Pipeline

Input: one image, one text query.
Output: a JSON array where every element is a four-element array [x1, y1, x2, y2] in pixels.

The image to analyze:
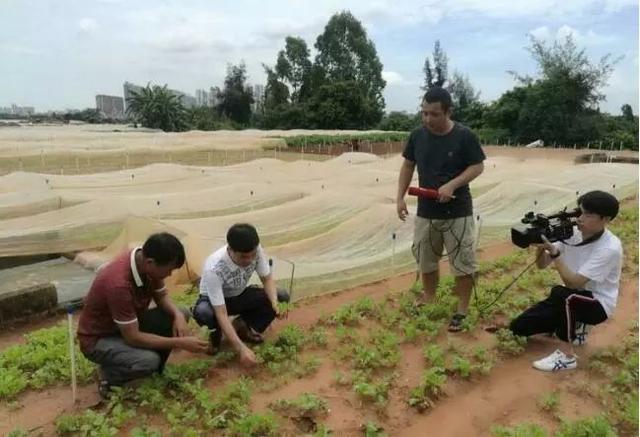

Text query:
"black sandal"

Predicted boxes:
[[448, 313, 466, 332]]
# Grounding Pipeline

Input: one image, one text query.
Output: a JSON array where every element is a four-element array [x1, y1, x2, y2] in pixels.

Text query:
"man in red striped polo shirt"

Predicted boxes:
[[77, 232, 208, 398]]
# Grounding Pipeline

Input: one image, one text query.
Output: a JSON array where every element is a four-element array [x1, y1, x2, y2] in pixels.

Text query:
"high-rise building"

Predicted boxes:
[[123, 81, 144, 113], [253, 84, 265, 102], [251, 84, 265, 112], [209, 87, 220, 108], [196, 89, 209, 107], [95, 95, 125, 119]]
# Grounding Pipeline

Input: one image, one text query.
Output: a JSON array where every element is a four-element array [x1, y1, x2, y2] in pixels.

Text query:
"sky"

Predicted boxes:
[[1, 0, 638, 115]]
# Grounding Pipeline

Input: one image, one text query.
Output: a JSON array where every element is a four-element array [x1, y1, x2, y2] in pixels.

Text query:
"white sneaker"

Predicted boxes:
[[532, 349, 577, 372], [572, 323, 590, 346]]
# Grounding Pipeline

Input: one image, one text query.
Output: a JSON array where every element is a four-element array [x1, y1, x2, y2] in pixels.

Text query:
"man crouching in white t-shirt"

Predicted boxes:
[[509, 191, 622, 372], [192, 223, 289, 366]]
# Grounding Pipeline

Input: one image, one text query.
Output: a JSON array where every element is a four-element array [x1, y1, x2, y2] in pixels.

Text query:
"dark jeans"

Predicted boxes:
[[510, 285, 607, 342], [84, 306, 189, 386], [192, 285, 289, 347]]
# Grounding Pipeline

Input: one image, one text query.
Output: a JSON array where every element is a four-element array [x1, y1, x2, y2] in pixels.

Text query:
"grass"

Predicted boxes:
[[281, 132, 409, 148], [537, 391, 560, 415], [0, 323, 96, 400]]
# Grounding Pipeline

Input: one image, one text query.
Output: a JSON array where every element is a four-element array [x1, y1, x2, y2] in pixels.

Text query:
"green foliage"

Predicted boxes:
[[130, 426, 163, 437], [378, 111, 420, 131], [490, 423, 548, 437], [126, 83, 188, 132], [537, 391, 560, 413], [228, 411, 279, 437], [262, 11, 386, 129], [0, 367, 28, 399], [495, 329, 527, 356], [423, 344, 445, 368], [308, 326, 328, 347], [283, 132, 409, 148], [408, 367, 447, 412], [362, 421, 387, 436], [277, 301, 295, 315], [555, 415, 617, 437], [56, 403, 135, 436], [447, 356, 472, 379], [327, 296, 379, 326], [217, 62, 254, 126], [422, 40, 448, 90], [7, 429, 28, 437], [270, 392, 329, 418], [353, 371, 394, 407], [482, 35, 632, 148], [0, 323, 95, 399]]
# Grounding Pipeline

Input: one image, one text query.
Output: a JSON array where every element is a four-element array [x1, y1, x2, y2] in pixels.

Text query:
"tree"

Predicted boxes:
[[306, 81, 370, 129], [378, 111, 421, 131], [447, 71, 484, 126], [515, 35, 620, 112], [422, 40, 448, 91], [492, 35, 621, 145], [314, 11, 386, 126], [126, 83, 187, 132], [217, 62, 254, 126], [621, 103, 634, 121], [275, 37, 313, 103]]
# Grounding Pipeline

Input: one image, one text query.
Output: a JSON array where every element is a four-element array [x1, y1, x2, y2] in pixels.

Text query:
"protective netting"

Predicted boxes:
[[0, 128, 637, 299]]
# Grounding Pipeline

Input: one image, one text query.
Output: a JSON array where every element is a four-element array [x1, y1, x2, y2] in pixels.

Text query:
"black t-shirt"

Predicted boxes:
[[402, 123, 485, 219]]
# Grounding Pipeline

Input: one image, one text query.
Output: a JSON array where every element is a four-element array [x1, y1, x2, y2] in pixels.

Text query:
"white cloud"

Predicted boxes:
[[382, 70, 404, 85], [557, 25, 616, 45], [528, 25, 616, 46], [78, 17, 98, 34], [529, 26, 551, 40], [358, 0, 636, 26]]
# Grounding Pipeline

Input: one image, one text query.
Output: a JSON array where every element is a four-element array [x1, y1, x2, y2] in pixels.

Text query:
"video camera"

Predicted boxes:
[[510, 207, 581, 248]]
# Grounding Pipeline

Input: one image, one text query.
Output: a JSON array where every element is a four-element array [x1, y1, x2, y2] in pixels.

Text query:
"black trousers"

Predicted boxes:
[[510, 285, 607, 342], [84, 306, 189, 385], [192, 285, 289, 346]]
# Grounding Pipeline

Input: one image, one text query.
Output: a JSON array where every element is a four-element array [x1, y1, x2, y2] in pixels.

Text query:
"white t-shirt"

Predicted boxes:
[[553, 228, 622, 317], [199, 244, 271, 306]]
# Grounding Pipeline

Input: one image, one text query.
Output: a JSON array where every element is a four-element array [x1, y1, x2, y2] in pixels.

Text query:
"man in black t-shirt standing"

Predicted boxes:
[[396, 87, 486, 332]]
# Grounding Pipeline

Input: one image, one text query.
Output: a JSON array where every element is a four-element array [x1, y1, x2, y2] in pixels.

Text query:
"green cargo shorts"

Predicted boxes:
[[412, 215, 477, 276]]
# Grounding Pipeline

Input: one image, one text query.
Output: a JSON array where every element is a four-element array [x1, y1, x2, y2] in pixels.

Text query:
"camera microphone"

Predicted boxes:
[[408, 186, 439, 200]]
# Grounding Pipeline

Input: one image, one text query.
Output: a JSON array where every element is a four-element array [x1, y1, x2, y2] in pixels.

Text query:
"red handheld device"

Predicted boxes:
[[407, 186, 439, 200]]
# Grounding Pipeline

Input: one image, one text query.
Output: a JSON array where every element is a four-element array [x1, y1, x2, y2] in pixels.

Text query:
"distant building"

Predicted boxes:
[[251, 84, 265, 112], [209, 87, 220, 108], [196, 89, 209, 107], [95, 94, 124, 119], [123, 81, 197, 112], [123, 82, 144, 113], [0, 104, 35, 116]]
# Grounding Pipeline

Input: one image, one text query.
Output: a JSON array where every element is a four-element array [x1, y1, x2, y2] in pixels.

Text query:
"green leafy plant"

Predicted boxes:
[[270, 392, 329, 418], [423, 344, 445, 368], [495, 329, 527, 356], [0, 324, 95, 399], [490, 423, 548, 437], [228, 411, 279, 437], [361, 420, 387, 436], [555, 415, 617, 437], [537, 391, 560, 414], [408, 367, 447, 412]]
